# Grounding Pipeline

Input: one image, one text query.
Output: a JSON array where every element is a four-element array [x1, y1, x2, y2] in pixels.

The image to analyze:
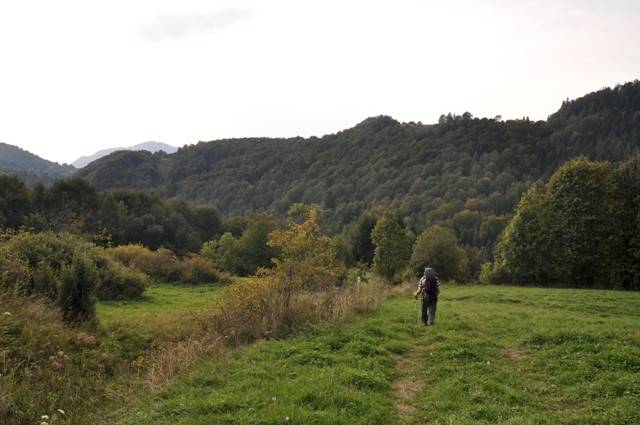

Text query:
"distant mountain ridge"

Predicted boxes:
[[0, 142, 75, 185], [72, 141, 177, 168]]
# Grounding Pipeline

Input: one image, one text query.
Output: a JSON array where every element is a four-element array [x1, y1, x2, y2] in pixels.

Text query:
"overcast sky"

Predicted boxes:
[[1, 0, 639, 164]]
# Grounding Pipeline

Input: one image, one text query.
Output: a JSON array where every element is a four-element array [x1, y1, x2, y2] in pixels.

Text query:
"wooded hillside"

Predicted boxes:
[[77, 81, 640, 262]]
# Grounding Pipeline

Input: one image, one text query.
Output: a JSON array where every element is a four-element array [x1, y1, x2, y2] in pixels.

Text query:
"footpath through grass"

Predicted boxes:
[[115, 285, 640, 425]]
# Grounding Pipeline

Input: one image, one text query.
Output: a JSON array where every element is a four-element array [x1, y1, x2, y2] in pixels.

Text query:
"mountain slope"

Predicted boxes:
[[78, 81, 640, 246], [72, 141, 177, 168], [0, 142, 75, 185]]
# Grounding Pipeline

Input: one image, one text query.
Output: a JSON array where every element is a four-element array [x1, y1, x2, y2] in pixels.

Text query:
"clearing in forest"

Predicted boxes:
[[112, 285, 640, 425]]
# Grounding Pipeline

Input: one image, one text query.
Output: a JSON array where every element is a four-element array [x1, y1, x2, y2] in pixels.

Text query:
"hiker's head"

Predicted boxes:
[[424, 267, 433, 276]]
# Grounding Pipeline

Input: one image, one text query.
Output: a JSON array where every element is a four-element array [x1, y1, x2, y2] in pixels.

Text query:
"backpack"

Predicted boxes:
[[423, 271, 439, 302]]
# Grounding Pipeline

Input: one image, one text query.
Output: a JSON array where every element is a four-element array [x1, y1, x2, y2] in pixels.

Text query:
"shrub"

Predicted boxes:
[[104, 244, 149, 267], [0, 232, 99, 321], [108, 244, 220, 284], [130, 248, 180, 282], [1, 232, 147, 320], [58, 253, 98, 322], [96, 257, 149, 300], [211, 206, 388, 345], [0, 246, 31, 294], [178, 254, 219, 284]]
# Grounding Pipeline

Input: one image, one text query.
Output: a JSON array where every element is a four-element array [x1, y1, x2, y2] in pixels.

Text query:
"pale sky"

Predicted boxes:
[[1, 0, 639, 164]]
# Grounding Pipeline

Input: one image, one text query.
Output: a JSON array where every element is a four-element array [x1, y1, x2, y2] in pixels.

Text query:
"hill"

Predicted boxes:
[[71, 141, 177, 168], [77, 81, 640, 258], [0, 142, 75, 185]]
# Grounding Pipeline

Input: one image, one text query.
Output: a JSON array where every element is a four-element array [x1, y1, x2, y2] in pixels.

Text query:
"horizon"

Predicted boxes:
[[1, 0, 639, 164], [1, 81, 638, 166]]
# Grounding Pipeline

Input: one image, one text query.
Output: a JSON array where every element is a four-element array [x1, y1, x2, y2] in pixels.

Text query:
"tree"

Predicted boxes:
[[371, 211, 412, 281], [208, 232, 240, 273], [348, 214, 377, 265], [491, 185, 564, 284], [235, 214, 279, 275], [268, 205, 340, 293], [546, 158, 623, 287], [0, 175, 32, 228], [614, 155, 640, 290], [410, 225, 467, 281], [490, 158, 626, 288]]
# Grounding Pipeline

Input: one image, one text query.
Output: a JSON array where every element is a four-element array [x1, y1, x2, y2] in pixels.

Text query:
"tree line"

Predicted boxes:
[[483, 156, 640, 290], [77, 81, 640, 269], [0, 176, 224, 255]]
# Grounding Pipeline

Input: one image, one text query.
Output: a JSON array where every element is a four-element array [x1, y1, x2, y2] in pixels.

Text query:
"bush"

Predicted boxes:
[[108, 244, 220, 284], [0, 232, 99, 321], [129, 247, 181, 282], [96, 257, 149, 300], [0, 246, 31, 294], [58, 253, 98, 322], [104, 244, 149, 267], [211, 206, 388, 345], [0, 232, 147, 321], [179, 254, 219, 284], [107, 245, 181, 282]]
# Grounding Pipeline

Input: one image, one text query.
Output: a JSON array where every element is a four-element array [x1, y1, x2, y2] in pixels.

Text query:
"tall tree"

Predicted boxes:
[[371, 211, 412, 281], [410, 225, 467, 281]]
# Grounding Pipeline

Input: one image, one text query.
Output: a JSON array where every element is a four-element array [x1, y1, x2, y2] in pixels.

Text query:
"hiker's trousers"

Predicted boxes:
[[421, 299, 437, 325]]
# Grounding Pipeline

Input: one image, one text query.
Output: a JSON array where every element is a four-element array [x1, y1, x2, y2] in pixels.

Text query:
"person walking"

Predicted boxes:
[[414, 267, 440, 326]]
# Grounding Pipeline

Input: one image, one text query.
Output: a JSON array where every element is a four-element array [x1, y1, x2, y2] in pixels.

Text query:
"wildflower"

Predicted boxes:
[[57, 409, 65, 415], [272, 396, 277, 401], [41, 422, 48, 425], [41, 415, 49, 420], [486, 360, 491, 365], [284, 416, 290, 423], [2, 312, 11, 316]]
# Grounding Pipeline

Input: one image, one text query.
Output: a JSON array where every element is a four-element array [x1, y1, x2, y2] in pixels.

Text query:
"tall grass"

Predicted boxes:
[[211, 276, 393, 345]]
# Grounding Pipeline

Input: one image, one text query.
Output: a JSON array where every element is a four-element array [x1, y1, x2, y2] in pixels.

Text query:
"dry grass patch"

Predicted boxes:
[[501, 346, 527, 359], [390, 352, 424, 419]]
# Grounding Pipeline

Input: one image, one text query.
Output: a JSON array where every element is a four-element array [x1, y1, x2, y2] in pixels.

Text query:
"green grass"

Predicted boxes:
[[97, 283, 223, 340], [114, 285, 640, 425]]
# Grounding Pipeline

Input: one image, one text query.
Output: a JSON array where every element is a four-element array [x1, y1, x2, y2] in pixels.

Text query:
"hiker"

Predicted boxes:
[[414, 267, 440, 326]]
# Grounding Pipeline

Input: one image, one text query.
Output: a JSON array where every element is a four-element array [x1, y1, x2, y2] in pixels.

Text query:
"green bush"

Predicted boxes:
[[129, 247, 181, 282], [0, 232, 147, 321], [0, 233, 98, 321], [178, 254, 219, 284], [104, 244, 149, 267], [58, 253, 98, 322], [96, 257, 149, 300], [0, 245, 30, 293], [108, 244, 220, 284]]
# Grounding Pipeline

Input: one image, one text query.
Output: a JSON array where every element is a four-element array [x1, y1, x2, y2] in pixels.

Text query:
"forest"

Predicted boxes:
[[77, 81, 640, 268]]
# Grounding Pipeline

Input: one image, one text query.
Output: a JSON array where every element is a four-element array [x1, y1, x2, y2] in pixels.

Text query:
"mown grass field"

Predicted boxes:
[[113, 285, 640, 425]]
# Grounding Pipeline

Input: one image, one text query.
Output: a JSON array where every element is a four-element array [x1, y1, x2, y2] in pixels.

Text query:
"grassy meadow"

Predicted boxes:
[[112, 285, 640, 425], [97, 283, 223, 341]]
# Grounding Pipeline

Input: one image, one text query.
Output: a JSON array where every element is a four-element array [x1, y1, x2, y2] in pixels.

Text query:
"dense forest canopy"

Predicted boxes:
[[76, 81, 640, 265]]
